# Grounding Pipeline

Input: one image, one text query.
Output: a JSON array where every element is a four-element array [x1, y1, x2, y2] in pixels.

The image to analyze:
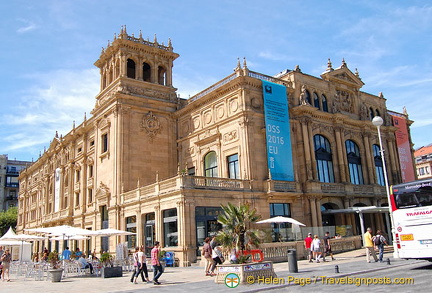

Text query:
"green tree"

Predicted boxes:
[[216, 202, 262, 253], [0, 206, 18, 236]]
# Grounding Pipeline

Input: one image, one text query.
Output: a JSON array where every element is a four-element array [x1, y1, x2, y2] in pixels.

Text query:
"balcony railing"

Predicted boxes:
[[182, 176, 249, 191], [5, 183, 19, 188]]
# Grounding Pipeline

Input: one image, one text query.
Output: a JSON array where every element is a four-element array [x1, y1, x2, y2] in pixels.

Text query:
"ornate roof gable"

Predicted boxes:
[[320, 59, 365, 90]]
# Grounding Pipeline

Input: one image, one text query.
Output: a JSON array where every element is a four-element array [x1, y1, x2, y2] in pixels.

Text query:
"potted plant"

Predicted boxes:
[[158, 250, 167, 268], [99, 252, 113, 267], [214, 202, 277, 284], [99, 252, 122, 278], [47, 250, 63, 282]]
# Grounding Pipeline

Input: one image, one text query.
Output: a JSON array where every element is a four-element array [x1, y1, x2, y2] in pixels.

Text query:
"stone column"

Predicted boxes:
[[154, 205, 162, 246], [301, 118, 313, 180], [334, 126, 347, 182], [136, 208, 143, 247], [238, 114, 251, 180], [315, 196, 322, 227], [363, 132, 374, 184], [309, 196, 318, 227]]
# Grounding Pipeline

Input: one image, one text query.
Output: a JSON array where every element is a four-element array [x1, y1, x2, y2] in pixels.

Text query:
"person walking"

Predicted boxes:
[[202, 237, 213, 276], [151, 241, 163, 285], [132, 246, 150, 283], [304, 233, 313, 263], [373, 230, 388, 262], [311, 235, 322, 263], [322, 231, 335, 261], [364, 227, 378, 263], [1, 248, 12, 281], [209, 245, 224, 276]]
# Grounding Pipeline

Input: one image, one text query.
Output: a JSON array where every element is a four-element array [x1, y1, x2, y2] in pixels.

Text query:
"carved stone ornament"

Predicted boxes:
[[140, 111, 161, 140], [223, 130, 238, 144], [96, 181, 110, 200], [333, 90, 353, 113]]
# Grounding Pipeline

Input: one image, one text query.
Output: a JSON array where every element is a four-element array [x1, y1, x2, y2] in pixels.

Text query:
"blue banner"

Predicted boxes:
[[262, 80, 294, 181]]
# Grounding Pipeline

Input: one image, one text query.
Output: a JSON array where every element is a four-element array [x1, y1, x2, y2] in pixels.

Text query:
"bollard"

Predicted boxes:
[[334, 265, 339, 273], [387, 258, 391, 265], [287, 249, 298, 273]]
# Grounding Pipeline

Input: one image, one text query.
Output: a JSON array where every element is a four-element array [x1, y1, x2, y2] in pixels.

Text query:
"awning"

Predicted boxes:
[[321, 206, 389, 214]]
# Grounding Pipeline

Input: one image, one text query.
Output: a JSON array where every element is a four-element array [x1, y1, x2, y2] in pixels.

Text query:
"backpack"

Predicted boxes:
[[373, 235, 382, 246]]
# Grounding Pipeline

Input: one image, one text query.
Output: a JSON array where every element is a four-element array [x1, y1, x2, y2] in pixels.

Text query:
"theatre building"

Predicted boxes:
[[17, 28, 412, 265]]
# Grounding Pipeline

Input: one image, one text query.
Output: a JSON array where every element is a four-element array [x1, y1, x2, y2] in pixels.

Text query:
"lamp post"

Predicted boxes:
[[372, 116, 398, 258]]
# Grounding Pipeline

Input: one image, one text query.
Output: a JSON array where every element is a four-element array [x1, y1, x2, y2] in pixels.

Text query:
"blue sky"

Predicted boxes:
[[1, 0, 432, 162]]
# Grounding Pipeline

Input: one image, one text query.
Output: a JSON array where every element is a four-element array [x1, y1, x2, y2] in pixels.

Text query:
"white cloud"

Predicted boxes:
[[17, 18, 37, 34], [2, 68, 99, 153]]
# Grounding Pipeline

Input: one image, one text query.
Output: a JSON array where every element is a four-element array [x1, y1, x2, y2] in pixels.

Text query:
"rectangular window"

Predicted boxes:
[[76, 170, 80, 182], [75, 192, 80, 207], [101, 133, 108, 153], [126, 216, 137, 248], [163, 208, 178, 247], [88, 165, 93, 177], [269, 203, 291, 242], [227, 154, 240, 179], [88, 188, 93, 203], [187, 167, 195, 176]]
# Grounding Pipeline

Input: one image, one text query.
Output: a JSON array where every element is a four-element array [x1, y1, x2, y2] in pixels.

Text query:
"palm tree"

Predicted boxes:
[[216, 202, 262, 253]]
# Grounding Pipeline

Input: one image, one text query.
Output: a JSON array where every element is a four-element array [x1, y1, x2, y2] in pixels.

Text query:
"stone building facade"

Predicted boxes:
[[414, 144, 432, 180], [17, 28, 412, 266], [0, 155, 31, 211]]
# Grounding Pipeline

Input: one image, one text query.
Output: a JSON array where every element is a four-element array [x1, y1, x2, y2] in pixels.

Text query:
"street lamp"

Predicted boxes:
[[372, 116, 398, 257]]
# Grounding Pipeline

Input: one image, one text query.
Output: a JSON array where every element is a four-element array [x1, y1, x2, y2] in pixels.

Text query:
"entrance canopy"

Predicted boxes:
[[321, 206, 389, 214], [321, 206, 392, 243]]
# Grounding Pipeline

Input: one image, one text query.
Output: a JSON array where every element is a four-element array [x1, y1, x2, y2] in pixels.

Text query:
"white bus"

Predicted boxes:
[[391, 178, 432, 260]]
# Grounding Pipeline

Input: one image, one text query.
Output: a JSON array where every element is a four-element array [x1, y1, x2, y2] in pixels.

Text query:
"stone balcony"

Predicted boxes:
[[305, 181, 387, 197], [120, 175, 386, 204]]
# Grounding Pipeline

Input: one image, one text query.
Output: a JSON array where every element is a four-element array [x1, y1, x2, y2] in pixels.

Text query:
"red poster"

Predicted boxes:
[[392, 115, 415, 182]]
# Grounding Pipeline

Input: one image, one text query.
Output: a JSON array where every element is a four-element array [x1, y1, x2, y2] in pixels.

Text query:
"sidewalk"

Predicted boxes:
[[0, 248, 418, 293]]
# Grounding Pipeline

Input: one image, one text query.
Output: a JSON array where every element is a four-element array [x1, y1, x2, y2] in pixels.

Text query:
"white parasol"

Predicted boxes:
[[0, 227, 45, 261], [256, 216, 306, 241], [93, 228, 136, 237]]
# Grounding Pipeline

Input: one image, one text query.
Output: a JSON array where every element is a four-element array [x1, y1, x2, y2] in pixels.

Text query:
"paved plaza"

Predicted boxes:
[[0, 248, 422, 293]]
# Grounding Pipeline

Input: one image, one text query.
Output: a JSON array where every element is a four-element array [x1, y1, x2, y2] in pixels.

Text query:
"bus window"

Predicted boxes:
[[396, 193, 420, 209], [417, 187, 432, 206]]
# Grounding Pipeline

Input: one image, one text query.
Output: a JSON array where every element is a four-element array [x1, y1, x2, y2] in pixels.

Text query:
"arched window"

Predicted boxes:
[[321, 203, 338, 226], [322, 94, 328, 112], [204, 151, 218, 177], [314, 135, 335, 183], [369, 107, 374, 121], [345, 140, 364, 184], [114, 60, 120, 79], [143, 62, 151, 82], [127, 59, 136, 79], [373, 144, 385, 186], [158, 66, 167, 85], [305, 90, 311, 105], [313, 92, 320, 109], [375, 109, 381, 118]]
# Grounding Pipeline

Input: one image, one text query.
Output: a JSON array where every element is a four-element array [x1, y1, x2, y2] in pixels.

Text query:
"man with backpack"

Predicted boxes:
[[373, 230, 388, 262]]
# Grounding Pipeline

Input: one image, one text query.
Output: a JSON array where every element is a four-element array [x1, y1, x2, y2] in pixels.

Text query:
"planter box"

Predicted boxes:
[[215, 261, 277, 284], [101, 266, 123, 278], [48, 269, 64, 282]]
